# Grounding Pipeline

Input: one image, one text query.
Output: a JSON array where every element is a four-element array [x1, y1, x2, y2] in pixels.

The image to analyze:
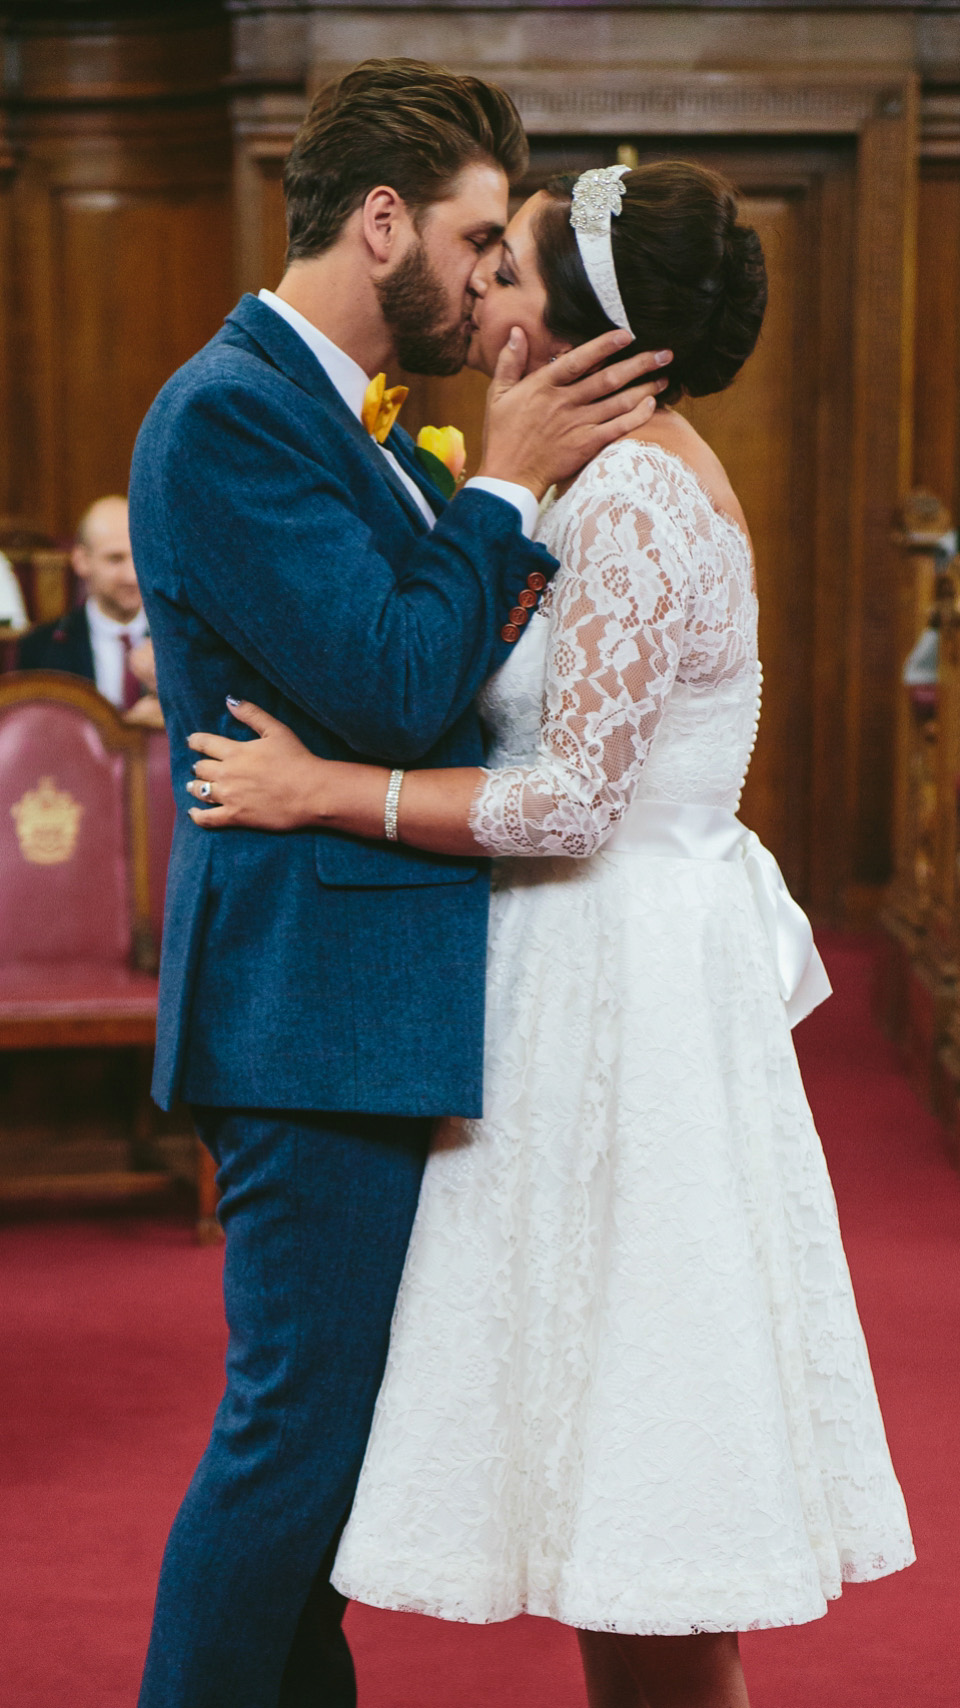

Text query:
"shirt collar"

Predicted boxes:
[[258, 288, 369, 422], [85, 599, 148, 642]]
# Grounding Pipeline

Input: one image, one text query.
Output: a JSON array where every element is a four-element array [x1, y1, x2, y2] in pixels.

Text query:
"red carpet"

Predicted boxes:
[[2, 932, 958, 1707]]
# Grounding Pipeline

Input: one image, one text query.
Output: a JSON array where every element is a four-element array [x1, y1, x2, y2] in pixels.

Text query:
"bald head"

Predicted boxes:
[[72, 495, 141, 623]]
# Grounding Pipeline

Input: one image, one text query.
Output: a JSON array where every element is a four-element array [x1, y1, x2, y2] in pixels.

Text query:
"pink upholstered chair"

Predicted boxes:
[[0, 672, 162, 1206]]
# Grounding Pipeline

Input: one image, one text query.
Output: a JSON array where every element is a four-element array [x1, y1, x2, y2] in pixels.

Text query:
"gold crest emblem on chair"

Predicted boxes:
[[10, 775, 84, 865]]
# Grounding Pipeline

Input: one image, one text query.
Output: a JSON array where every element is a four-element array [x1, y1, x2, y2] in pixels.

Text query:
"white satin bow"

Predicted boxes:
[[603, 802, 831, 1029]]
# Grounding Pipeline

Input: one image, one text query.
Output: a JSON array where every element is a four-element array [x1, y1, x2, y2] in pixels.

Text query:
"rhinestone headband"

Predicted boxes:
[[569, 164, 632, 335]]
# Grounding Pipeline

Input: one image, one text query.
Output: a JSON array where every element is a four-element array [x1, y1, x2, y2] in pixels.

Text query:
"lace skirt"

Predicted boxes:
[[332, 851, 914, 1634]]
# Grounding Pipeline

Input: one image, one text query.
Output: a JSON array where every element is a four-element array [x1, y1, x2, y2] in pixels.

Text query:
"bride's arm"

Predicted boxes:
[[188, 477, 690, 855], [186, 717, 486, 855]]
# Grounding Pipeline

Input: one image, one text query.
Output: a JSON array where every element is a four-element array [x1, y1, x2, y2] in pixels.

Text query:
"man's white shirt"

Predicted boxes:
[[258, 290, 539, 537], [85, 599, 149, 708]]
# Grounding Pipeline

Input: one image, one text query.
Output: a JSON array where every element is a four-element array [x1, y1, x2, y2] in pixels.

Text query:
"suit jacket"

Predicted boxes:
[[18, 604, 95, 682], [129, 293, 558, 1115]]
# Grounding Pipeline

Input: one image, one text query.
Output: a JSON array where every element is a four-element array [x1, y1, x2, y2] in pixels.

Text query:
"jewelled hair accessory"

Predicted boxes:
[[569, 164, 631, 335]]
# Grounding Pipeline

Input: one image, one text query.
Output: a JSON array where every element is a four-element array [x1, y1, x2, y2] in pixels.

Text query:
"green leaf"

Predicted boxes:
[[414, 445, 457, 501]]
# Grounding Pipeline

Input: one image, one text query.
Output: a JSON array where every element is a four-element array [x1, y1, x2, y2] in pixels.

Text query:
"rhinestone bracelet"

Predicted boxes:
[[384, 768, 405, 842]]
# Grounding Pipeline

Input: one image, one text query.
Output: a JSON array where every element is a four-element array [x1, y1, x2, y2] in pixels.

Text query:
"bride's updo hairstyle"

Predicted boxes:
[[535, 162, 767, 404]]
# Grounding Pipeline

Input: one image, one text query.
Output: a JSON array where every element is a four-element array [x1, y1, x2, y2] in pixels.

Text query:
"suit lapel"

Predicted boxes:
[[75, 607, 96, 681], [386, 425, 449, 521], [224, 295, 431, 535], [323, 397, 433, 534], [52, 604, 95, 681]]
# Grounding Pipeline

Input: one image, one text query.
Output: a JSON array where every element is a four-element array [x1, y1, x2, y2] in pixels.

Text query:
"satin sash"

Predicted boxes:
[[602, 802, 832, 1029]]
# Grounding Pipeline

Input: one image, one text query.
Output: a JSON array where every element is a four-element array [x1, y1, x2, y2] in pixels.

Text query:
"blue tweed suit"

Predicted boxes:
[[129, 294, 557, 1708]]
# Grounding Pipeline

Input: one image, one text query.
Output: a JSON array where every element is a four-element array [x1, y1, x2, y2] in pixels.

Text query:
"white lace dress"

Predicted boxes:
[[333, 441, 914, 1634]]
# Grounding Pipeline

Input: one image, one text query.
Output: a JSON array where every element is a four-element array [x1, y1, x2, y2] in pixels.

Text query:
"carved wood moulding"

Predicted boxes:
[[228, 0, 960, 11], [923, 92, 960, 158], [0, 111, 14, 176], [1, 19, 230, 107], [479, 70, 908, 136]]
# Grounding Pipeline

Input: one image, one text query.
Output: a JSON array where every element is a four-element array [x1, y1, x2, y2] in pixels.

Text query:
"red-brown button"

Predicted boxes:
[[526, 571, 547, 592], [501, 622, 520, 643], [509, 606, 528, 627], [518, 588, 537, 609]]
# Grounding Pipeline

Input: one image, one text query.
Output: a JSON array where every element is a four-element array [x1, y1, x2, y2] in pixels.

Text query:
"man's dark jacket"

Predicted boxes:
[[18, 603, 95, 682], [129, 293, 556, 1115]]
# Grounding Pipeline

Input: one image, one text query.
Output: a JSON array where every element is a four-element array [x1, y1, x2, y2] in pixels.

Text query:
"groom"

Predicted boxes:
[[130, 58, 660, 1708]]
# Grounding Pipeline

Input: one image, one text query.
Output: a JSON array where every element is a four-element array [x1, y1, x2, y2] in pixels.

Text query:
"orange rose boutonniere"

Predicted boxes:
[[415, 426, 467, 501]]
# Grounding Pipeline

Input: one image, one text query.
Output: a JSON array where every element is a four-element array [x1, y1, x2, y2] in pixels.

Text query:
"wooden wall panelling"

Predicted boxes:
[[232, 92, 305, 296], [808, 157, 858, 916], [2, 18, 234, 539], [914, 167, 960, 521], [56, 180, 233, 528], [844, 85, 919, 901], [0, 103, 14, 527]]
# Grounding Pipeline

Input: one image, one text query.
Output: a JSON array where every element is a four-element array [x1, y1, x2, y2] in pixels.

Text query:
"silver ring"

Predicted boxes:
[[198, 781, 212, 800]]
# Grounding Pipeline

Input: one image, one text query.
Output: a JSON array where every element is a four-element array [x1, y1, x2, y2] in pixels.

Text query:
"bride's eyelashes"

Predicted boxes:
[[489, 240, 518, 289]]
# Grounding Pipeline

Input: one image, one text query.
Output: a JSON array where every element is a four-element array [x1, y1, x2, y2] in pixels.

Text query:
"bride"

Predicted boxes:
[[185, 162, 914, 1706]]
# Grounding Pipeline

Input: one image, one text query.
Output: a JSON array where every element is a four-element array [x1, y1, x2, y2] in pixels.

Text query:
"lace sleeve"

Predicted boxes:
[[469, 473, 690, 857]]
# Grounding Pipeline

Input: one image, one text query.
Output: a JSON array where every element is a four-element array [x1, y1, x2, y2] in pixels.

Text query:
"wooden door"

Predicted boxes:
[[403, 140, 858, 906]]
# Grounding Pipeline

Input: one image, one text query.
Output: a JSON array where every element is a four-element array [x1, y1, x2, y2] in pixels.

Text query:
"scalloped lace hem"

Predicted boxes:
[[334, 1535, 916, 1635]]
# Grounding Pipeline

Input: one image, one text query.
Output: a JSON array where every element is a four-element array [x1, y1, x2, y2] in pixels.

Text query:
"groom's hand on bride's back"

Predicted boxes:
[[478, 328, 672, 500]]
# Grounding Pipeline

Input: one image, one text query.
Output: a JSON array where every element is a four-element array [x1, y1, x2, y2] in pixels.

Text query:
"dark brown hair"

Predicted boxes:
[[283, 58, 529, 263], [534, 162, 767, 404]]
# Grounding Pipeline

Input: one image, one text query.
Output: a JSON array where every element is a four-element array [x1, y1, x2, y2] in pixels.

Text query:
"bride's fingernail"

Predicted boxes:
[[226, 695, 241, 708], [654, 350, 672, 365]]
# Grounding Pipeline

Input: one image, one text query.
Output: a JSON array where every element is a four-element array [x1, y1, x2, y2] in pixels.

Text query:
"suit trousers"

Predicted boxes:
[[137, 1106, 431, 1708]]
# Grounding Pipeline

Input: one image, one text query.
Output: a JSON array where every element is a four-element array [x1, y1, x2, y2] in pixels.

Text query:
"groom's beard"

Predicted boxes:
[[376, 240, 473, 376]]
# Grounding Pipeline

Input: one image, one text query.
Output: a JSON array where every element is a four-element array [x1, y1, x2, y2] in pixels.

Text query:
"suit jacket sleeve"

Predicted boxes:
[[142, 374, 556, 765], [15, 625, 48, 670]]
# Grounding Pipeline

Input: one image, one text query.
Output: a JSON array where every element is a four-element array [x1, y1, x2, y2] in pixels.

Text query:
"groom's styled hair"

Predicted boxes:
[[283, 58, 528, 262]]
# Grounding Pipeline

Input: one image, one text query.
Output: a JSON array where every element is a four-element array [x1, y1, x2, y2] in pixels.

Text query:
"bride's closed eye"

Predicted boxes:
[[492, 243, 517, 289]]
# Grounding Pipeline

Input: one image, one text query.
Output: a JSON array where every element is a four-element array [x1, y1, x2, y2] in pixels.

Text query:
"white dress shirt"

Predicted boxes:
[[85, 599, 149, 708], [258, 290, 539, 537]]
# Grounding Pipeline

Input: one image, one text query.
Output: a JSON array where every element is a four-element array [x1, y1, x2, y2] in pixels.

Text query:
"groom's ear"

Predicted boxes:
[[362, 185, 412, 265]]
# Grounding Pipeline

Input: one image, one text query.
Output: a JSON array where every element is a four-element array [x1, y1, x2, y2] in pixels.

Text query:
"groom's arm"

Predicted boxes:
[[137, 373, 554, 764]]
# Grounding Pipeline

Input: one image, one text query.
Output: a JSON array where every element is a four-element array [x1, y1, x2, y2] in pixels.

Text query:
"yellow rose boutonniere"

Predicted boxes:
[[361, 373, 409, 444], [415, 425, 467, 500]]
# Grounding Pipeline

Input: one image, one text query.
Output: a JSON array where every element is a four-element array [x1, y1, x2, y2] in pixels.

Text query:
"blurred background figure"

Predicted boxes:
[[17, 494, 162, 724], [0, 551, 29, 630]]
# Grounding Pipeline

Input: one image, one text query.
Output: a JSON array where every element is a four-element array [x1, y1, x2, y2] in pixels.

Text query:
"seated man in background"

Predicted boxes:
[[18, 494, 162, 724]]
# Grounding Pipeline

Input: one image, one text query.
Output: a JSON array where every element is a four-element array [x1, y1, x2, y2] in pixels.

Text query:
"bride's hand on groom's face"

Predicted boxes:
[[477, 327, 672, 501], [186, 701, 326, 831]]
